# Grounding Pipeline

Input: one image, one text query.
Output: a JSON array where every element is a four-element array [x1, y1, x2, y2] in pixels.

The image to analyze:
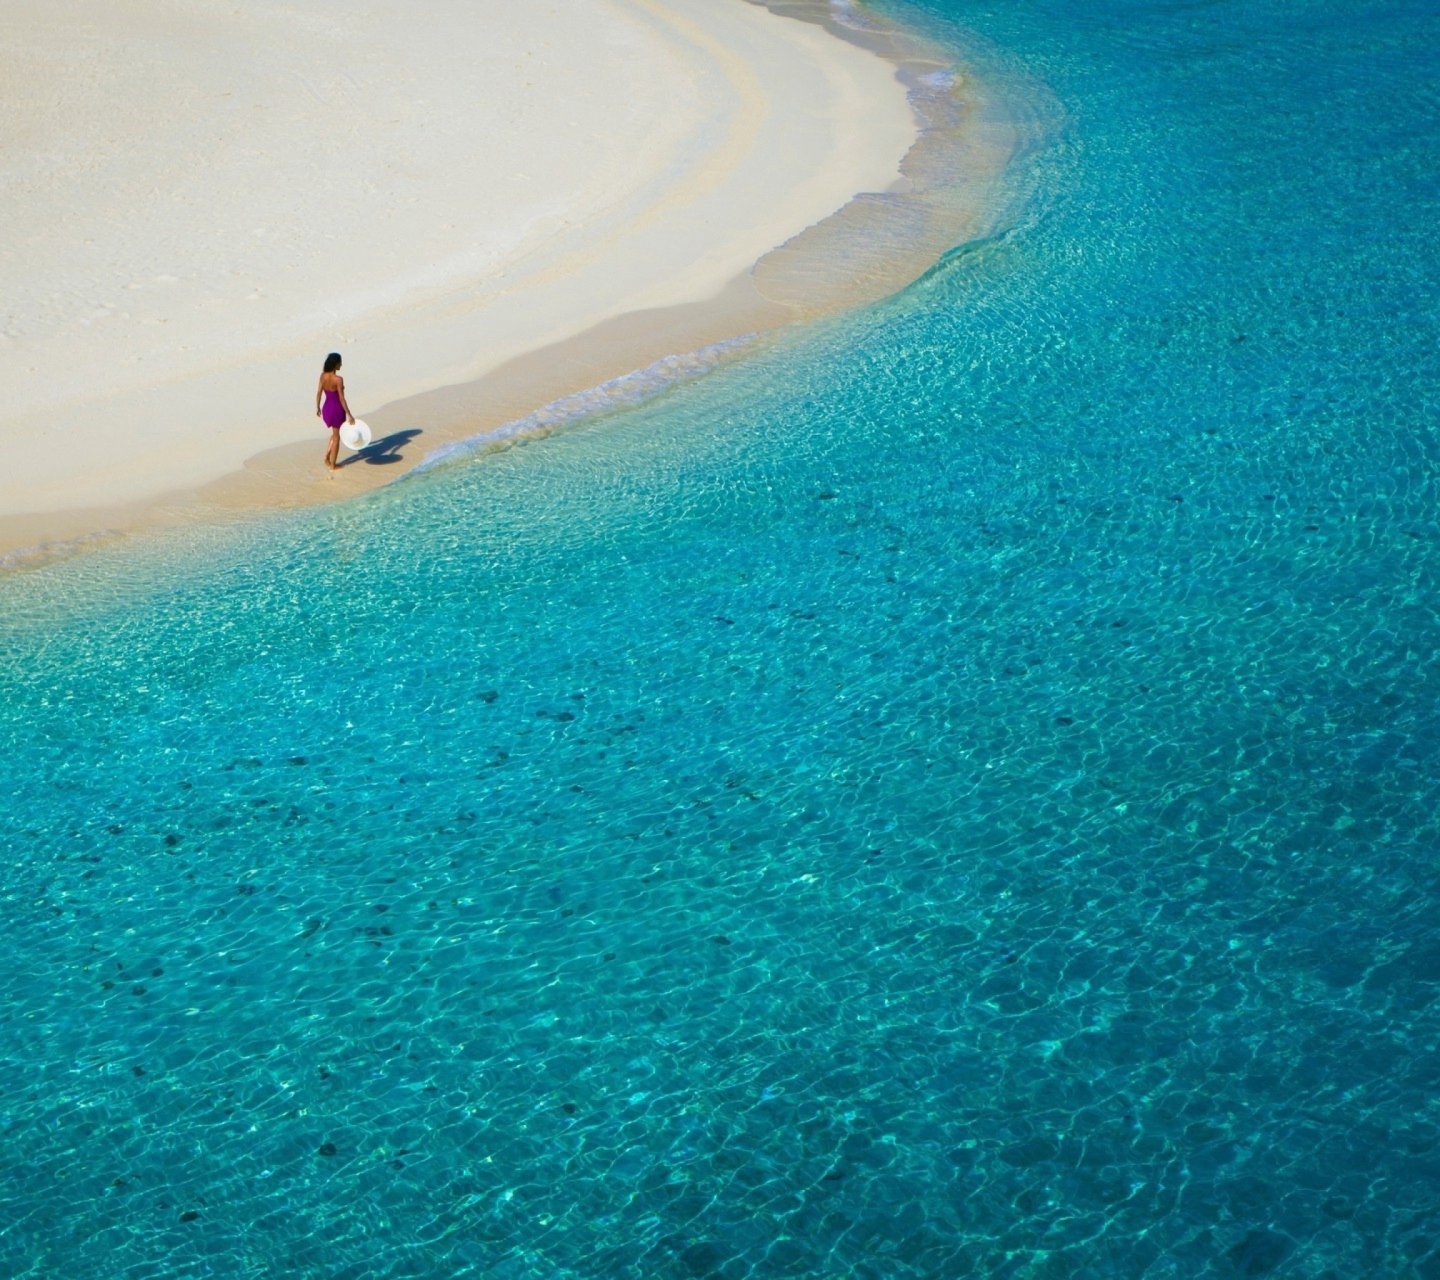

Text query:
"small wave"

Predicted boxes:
[[0, 528, 120, 576], [413, 336, 758, 472], [827, 0, 884, 33]]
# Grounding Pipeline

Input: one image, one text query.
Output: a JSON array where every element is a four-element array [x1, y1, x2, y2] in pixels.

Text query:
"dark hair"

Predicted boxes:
[[323, 352, 342, 373]]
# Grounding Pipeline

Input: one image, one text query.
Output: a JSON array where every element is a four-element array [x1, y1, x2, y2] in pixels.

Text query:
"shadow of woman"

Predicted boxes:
[[341, 429, 422, 467]]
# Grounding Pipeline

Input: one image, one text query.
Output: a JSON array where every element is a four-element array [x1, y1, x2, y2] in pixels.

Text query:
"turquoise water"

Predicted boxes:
[[3, 0, 1439, 1273]]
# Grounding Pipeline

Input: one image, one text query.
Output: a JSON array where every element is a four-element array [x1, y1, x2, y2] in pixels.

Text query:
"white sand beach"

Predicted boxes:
[[0, 0, 915, 532]]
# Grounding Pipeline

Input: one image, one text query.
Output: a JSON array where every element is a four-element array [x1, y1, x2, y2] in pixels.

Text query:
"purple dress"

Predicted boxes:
[[322, 389, 345, 428]]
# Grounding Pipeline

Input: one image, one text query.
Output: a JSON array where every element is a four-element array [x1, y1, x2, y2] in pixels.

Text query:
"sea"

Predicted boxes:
[[2, 0, 1438, 1274]]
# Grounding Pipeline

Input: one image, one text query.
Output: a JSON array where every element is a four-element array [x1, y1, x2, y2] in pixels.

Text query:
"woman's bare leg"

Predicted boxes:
[[326, 431, 339, 470]]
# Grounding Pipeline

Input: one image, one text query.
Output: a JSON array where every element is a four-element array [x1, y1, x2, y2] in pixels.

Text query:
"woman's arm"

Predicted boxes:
[[316, 376, 324, 417], [337, 376, 354, 424]]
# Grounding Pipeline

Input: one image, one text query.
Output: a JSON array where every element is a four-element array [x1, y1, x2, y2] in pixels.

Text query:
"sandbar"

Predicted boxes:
[[0, 0, 1018, 563]]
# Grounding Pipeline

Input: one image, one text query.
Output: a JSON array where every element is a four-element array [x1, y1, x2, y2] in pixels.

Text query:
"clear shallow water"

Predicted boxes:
[[3, 0, 1440, 1275]]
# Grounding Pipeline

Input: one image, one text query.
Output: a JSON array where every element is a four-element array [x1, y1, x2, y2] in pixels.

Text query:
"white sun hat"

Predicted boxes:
[[339, 419, 372, 451]]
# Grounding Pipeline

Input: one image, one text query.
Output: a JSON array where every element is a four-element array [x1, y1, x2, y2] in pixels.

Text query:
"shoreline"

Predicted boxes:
[[0, 0, 1024, 571]]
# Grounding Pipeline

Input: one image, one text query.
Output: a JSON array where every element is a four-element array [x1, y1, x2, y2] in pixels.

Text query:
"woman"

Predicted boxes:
[[315, 352, 355, 471]]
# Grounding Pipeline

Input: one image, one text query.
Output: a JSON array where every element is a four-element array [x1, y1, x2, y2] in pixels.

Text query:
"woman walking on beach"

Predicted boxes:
[[316, 352, 354, 470]]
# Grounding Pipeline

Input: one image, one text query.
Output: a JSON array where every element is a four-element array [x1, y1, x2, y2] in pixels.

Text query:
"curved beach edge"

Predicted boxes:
[[0, 0, 1039, 574]]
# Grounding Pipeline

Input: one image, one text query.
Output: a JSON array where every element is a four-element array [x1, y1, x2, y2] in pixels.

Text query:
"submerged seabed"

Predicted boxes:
[[3, 0, 1440, 1273]]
